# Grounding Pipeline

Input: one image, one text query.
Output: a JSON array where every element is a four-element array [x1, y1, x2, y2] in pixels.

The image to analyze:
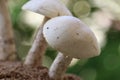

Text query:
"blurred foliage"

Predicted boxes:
[[8, 0, 35, 59], [8, 0, 120, 80]]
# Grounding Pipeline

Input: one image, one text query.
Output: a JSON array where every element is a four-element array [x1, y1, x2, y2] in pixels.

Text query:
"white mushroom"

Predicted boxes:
[[43, 16, 100, 59], [22, 0, 72, 18], [22, 0, 72, 66], [43, 16, 100, 80]]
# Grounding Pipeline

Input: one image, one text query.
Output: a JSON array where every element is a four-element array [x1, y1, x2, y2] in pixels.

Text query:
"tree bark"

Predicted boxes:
[[0, 0, 17, 61]]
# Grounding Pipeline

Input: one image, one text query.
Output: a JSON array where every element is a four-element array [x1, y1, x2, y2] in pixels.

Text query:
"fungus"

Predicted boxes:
[[43, 16, 100, 80], [22, 0, 72, 66]]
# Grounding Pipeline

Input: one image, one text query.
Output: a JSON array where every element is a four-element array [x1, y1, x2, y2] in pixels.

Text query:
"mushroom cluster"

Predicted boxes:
[[22, 0, 72, 66], [22, 0, 100, 80]]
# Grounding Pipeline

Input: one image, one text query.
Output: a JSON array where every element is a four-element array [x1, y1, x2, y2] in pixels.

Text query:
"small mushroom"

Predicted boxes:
[[22, 0, 72, 18], [43, 16, 100, 80], [22, 0, 72, 66]]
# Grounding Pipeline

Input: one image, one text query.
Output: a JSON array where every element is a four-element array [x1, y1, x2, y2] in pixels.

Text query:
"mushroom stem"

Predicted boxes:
[[24, 17, 49, 66], [49, 52, 72, 80], [0, 0, 18, 61]]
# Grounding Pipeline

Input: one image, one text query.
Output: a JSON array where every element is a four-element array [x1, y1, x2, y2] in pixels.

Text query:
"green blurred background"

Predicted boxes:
[[8, 0, 120, 80]]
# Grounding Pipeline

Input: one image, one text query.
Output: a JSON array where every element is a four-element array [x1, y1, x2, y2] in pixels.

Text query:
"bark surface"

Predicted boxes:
[[0, 0, 17, 61]]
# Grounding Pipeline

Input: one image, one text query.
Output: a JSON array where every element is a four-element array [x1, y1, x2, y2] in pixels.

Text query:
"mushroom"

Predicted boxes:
[[22, 0, 72, 18], [43, 16, 100, 80], [22, 0, 72, 66]]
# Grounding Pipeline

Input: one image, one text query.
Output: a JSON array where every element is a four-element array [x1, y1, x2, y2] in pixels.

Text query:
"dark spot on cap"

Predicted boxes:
[[57, 37, 59, 39], [47, 27, 49, 29], [76, 33, 79, 35]]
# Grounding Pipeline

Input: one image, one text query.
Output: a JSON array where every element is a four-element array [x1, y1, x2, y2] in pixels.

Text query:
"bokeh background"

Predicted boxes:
[[8, 0, 120, 80]]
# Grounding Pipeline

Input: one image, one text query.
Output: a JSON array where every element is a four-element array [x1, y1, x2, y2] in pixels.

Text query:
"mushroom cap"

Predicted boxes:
[[43, 16, 100, 59], [22, 0, 72, 18]]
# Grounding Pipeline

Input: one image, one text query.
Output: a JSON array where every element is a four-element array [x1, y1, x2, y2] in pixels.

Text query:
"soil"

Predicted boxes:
[[0, 61, 81, 80], [63, 74, 81, 80]]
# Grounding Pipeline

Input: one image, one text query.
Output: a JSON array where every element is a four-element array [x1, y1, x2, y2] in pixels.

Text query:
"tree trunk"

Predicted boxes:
[[0, 0, 17, 61]]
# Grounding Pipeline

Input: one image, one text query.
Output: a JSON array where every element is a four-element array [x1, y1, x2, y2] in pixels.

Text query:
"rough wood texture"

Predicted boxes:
[[24, 17, 49, 66], [0, 0, 17, 61]]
